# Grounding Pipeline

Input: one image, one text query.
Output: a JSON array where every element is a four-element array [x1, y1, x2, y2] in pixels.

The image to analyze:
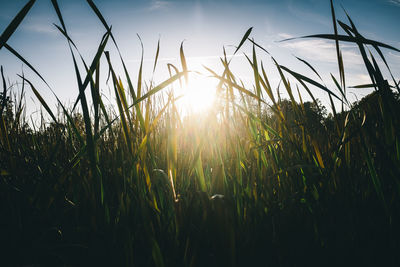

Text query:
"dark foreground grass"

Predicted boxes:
[[1, 0, 400, 266]]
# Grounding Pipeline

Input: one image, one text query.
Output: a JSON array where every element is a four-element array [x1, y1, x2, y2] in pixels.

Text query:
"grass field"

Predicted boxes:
[[1, 0, 400, 266]]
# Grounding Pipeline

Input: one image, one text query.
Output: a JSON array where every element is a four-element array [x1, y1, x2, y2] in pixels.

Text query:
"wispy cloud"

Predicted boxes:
[[149, 0, 170, 11], [277, 33, 294, 40], [388, 0, 400, 7], [279, 36, 363, 67], [347, 73, 371, 87], [127, 54, 246, 63], [22, 23, 57, 35], [389, 52, 400, 58]]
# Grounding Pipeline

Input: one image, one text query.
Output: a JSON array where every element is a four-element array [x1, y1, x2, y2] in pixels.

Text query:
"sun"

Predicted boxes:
[[175, 72, 217, 114]]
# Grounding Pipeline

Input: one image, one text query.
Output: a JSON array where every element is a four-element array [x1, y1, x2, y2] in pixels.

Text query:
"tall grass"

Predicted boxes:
[[1, 0, 400, 266]]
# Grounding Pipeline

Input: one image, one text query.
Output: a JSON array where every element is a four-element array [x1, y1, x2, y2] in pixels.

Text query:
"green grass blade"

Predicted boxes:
[[204, 65, 264, 103], [330, 0, 346, 90], [72, 30, 111, 110], [130, 72, 185, 108], [251, 44, 262, 101]]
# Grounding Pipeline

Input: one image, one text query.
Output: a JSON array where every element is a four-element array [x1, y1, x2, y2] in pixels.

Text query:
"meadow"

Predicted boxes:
[[1, 0, 400, 266]]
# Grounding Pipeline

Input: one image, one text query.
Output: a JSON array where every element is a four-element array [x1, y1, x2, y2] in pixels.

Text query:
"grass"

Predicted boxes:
[[1, 0, 400, 266]]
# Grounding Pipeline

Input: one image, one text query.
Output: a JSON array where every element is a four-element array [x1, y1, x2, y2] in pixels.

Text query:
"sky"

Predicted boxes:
[[0, 0, 399, 118]]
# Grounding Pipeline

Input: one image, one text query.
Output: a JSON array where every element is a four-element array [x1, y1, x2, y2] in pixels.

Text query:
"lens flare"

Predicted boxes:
[[175, 72, 217, 114]]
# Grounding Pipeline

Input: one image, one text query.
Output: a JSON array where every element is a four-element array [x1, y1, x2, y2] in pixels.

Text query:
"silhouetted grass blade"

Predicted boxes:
[[19, 76, 57, 123], [153, 38, 160, 74], [4, 44, 50, 88], [278, 64, 342, 101], [0, 66, 6, 115], [234, 27, 252, 54], [295, 56, 323, 82], [180, 41, 188, 84], [0, 0, 35, 50]]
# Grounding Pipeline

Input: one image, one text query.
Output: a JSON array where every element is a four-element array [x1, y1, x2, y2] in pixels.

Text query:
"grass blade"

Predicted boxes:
[[234, 27, 252, 54], [180, 41, 188, 84], [19, 76, 57, 123], [0, 0, 35, 50], [153, 38, 160, 74], [130, 72, 186, 108], [278, 64, 342, 101]]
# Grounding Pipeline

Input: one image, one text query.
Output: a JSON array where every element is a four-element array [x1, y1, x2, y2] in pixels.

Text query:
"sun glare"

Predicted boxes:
[[175, 72, 217, 114]]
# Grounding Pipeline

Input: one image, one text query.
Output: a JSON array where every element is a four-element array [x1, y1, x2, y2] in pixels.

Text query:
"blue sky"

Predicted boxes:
[[0, 0, 399, 117]]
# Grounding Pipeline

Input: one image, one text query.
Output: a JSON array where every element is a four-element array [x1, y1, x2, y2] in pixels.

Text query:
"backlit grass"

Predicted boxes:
[[1, 0, 400, 266]]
